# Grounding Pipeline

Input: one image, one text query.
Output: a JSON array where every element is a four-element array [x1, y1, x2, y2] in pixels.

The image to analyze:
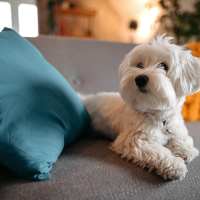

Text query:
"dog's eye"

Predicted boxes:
[[136, 63, 144, 68], [158, 62, 168, 71]]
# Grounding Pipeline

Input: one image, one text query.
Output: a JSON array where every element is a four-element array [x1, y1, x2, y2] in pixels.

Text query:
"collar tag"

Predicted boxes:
[[162, 120, 167, 126]]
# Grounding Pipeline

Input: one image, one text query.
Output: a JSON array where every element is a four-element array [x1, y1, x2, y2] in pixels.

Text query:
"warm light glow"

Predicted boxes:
[[136, 6, 160, 41], [18, 3, 38, 37], [0, 2, 12, 31]]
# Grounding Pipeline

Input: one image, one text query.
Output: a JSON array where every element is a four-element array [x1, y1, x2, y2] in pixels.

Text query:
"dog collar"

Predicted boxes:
[[162, 120, 172, 134]]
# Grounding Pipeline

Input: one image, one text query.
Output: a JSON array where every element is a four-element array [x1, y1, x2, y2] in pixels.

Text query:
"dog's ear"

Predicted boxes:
[[151, 35, 200, 96], [175, 50, 200, 96]]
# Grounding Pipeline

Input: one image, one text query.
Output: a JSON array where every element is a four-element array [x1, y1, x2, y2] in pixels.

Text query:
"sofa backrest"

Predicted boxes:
[[29, 36, 134, 94]]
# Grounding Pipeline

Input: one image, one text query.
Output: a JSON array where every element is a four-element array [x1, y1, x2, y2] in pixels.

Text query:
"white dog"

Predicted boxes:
[[83, 36, 200, 180]]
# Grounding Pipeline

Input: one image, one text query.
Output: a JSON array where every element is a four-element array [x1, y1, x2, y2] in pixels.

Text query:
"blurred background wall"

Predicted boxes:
[[0, 0, 200, 43], [37, 0, 199, 43], [38, 0, 162, 43]]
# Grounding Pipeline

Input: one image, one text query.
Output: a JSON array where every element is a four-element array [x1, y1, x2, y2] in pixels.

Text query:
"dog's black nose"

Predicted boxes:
[[135, 75, 149, 88]]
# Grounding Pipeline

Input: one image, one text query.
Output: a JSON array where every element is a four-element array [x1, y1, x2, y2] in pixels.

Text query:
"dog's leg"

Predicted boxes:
[[166, 135, 199, 163], [165, 117, 199, 163], [111, 132, 188, 180]]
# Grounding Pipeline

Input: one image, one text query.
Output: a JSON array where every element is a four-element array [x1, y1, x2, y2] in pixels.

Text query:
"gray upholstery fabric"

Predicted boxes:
[[0, 123, 200, 200], [29, 36, 134, 93], [0, 36, 200, 200]]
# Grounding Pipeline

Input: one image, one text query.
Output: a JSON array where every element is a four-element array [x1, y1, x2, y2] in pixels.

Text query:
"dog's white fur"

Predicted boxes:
[[83, 36, 200, 180]]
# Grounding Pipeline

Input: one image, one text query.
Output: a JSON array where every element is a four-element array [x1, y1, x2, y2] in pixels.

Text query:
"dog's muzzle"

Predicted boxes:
[[135, 75, 149, 92]]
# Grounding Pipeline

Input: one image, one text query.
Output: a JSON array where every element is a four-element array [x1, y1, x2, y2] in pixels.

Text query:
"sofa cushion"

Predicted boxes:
[[0, 28, 90, 180]]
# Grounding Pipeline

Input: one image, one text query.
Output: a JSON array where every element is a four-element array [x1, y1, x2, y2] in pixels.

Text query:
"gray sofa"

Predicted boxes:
[[0, 36, 200, 200]]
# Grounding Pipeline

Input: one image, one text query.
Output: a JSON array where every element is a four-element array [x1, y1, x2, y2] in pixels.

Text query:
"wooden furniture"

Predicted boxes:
[[54, 3, 96, 38]]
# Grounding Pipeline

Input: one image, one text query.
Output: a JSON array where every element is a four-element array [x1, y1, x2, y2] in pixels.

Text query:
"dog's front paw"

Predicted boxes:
[[162, 157, 188, 181], [183, 147, 199, 163]]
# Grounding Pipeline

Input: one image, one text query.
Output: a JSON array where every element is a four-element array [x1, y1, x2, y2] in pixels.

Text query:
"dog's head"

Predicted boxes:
[[119, 36, 200, 112]]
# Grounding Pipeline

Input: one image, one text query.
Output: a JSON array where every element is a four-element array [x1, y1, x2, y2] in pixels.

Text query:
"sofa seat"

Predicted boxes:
[[0, 123, 200, 200]]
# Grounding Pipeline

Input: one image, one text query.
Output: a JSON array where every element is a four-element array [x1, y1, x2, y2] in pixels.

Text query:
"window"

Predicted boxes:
[[0, 2, 12, 31], [18, 4, 38, 37], [0, 0, 38, 37]]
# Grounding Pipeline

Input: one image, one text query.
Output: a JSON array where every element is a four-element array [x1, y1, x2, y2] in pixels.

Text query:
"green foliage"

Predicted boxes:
[[159, 0, 200, 43]]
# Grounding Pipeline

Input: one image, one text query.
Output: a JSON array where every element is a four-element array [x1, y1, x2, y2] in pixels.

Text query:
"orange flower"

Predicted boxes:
[[182, 42, 200, 121], [186, 42, 200, 57]]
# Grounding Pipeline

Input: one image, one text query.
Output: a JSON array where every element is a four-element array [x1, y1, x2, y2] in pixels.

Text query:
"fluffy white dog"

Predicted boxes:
[[83, 36, 200, 180]]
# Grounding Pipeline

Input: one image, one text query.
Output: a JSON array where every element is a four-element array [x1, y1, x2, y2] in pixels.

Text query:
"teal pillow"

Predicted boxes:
[[0, 28, 90, 180]]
